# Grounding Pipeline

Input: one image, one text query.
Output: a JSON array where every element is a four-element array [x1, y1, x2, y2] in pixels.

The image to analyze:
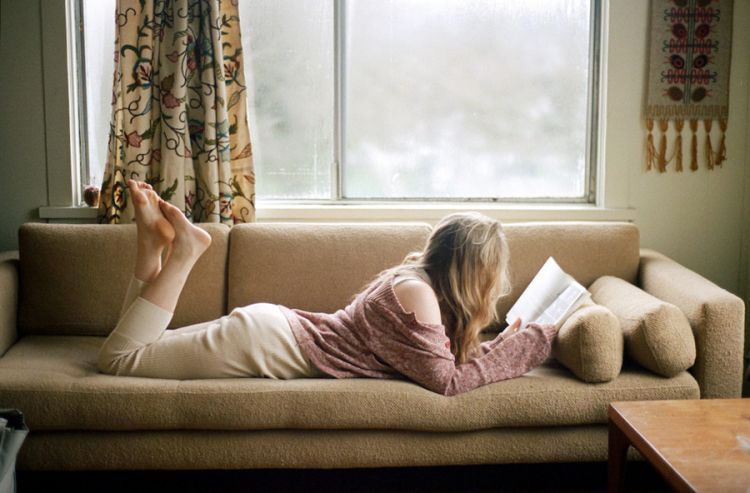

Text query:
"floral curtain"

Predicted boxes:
[[98, 0, 255, 224]]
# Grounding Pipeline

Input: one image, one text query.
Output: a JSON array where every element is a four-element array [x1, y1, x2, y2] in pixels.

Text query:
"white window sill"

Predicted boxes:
[[39, 206, 100, 220], [40, 203, 637, 223]]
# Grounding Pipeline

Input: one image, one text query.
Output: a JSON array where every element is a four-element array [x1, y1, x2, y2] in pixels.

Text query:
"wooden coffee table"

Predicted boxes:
[[608, 399, 750, 493]]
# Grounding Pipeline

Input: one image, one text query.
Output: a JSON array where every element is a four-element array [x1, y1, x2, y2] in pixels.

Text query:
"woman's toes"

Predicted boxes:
[[131, 184, 175, 247], [159, 200, 187, 225], [128, 183, 148, 206], [155, 214, 176, 243]]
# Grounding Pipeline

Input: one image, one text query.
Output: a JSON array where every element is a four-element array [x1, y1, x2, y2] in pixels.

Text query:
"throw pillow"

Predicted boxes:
[[553, 299, 623, 382], [588, 276, 696, 377]]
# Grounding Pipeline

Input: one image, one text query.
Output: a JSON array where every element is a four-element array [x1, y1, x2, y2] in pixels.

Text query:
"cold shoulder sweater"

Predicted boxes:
[[280, 275, 557, 396]]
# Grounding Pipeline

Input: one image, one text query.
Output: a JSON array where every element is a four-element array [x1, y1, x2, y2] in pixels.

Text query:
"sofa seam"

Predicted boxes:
[[0, 384, 700, 397]]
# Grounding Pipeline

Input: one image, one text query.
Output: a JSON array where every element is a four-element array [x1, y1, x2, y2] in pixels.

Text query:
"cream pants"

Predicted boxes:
[[96, 276, 324, 380]]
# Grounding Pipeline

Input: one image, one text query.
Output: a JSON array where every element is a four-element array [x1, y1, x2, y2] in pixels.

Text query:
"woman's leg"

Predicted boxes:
[[138, 200, 211, 313], [119, 180, 175, 317], [99, 190, 317, 380], [100, 303, 322, 380], [98, 192, 212, 376]]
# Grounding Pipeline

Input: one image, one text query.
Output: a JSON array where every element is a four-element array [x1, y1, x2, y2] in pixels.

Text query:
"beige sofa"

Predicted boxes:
[[0, 221, 744, 471]]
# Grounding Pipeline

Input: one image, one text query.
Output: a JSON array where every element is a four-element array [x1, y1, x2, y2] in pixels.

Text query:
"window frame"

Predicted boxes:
[[71, 0, 92, 202], [41, 0, 81, 208], [41, 0, 636, 223], [330, 0, 602, 204]]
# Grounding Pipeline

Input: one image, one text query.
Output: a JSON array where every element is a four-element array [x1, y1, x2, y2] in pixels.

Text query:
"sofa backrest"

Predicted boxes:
[[227, 223, 432, 313], [17, 223, 229, 336], [227, 221, 640, 322], [16, 220, 639, 336], [498, 221, 640, 318]]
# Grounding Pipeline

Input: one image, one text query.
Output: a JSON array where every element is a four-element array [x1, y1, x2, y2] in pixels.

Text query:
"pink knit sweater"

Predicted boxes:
[[280, 275, 557, 396]]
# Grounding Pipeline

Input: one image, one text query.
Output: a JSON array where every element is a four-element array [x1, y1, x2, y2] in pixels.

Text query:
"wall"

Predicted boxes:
[[748, 86, 750, 275], [602, 1, 750, 375], [0, 0, 749, 303], [0, 0, 49, 252], [604, 1, 750, 297]]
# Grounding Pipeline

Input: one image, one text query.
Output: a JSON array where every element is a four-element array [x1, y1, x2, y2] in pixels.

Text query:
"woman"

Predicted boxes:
[[97, 180, 556, 396]]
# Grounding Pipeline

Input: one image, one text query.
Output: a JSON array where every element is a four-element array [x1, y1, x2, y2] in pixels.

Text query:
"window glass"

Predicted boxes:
[[344, 0, 592, 199], [239, 0, 334, 199], [82, 0, 117, 190], [78, 0, 594, 202]]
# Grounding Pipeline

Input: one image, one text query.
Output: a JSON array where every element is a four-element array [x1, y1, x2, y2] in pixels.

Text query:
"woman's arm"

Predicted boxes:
[[477, 318, 522, 355], [408, 322, 556, 396], [367, 290, 556, 396], [392, 280, 442, 325], [394, 280, 524, 354]]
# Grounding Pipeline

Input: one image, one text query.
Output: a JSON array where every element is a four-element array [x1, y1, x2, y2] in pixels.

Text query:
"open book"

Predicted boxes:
[[505, 257, 590, 330]]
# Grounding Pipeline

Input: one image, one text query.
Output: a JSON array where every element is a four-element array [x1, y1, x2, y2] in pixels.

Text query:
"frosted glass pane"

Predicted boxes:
[[80, 1, 591, 201], [83, 0, 117, 190], [344, 0, 592, 199], [240, 0, 334, 199]]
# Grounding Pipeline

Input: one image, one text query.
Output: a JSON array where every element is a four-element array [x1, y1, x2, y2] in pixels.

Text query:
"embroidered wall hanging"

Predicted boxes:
[[645, 0, 733, 172]]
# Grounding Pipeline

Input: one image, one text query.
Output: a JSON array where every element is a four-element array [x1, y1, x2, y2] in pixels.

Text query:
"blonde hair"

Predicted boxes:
[[374, 212, 512, 364]]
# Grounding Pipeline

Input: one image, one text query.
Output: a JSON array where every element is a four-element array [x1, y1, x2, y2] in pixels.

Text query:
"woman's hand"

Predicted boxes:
[[500, 318, 522, 337]]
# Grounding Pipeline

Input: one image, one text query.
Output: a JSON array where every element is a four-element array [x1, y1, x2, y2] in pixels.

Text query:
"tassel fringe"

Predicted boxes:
[[717, 119, 727, 166], [645, 118, 656, 171], [645, 118, 725, 172], [657, 119, 668, 172], [704, 119, 714, 170], [673, 119, 684, 172], [689, 119, 698, 171]]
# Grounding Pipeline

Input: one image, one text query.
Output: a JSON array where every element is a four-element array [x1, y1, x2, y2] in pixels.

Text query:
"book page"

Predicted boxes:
[[535, 284, 587, 327], [505, 257, 574, 326], [557, 291, 592, 329]]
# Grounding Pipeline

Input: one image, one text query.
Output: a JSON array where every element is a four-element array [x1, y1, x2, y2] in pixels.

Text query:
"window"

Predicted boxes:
[[76, 0, 600, 204], [77, 0, 117, 191]]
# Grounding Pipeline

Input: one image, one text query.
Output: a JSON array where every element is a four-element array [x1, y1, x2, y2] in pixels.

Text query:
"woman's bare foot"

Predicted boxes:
[[138, 203, 212, 313], [128, 179, 175, 251], [158, 200, 211, 263]]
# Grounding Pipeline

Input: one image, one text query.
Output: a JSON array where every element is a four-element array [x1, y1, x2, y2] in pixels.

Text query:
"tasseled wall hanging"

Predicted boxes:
[[645, 0, 733, 172]]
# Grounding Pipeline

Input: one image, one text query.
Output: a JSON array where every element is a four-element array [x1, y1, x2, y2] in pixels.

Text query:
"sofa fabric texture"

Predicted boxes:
[[0, 221, 743, 471], [552, 301, 623, 383], [20, 426, 632, 471], [0, 252, 19, 357], [498, 222, 640, 321], [590, 275, 696, 378], [227, 223, 433, 314], [18, 425, 652, 474], [638, 249, 745, 398], [17, 223, 229, 336], [0, 336, 698, 432], [227, 221, 640, 323]]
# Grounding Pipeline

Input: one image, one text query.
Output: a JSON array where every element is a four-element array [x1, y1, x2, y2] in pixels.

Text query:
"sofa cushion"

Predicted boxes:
[[498, 222, 640, 320], [226, 221, 639, 319], [552, 301, 623, 383], [20, 427, 613, 470], [589, 275, 697, 377], [0, 252, 19, 357], [0, 336, 699, 432], [227, 223, 432, 313], [18, 223, 229, 336]]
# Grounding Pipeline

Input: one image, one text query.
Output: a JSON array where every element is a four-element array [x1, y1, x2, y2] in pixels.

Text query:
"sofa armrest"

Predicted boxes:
[[639, 249, 745, 398], [0, 251, 19, 357]]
